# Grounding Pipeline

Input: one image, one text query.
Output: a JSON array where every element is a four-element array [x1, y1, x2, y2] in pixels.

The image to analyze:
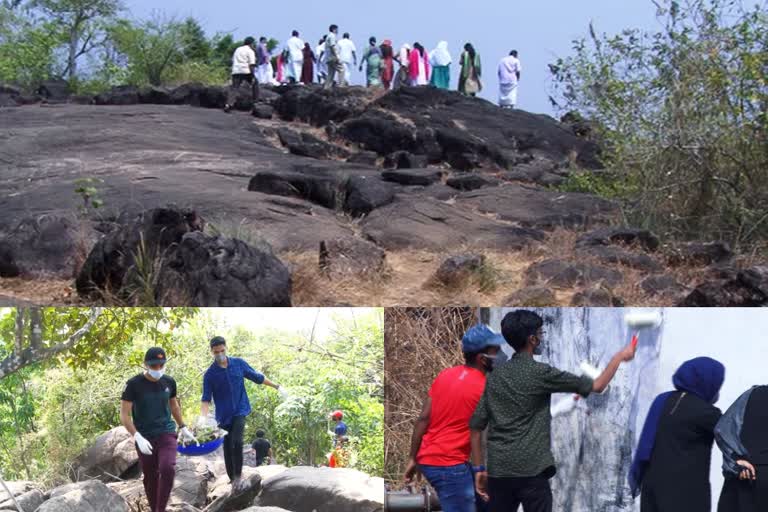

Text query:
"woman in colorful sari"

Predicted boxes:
[[458, 43, 482, 96], [629, 357, 725, 512], [409, 42, 430, 86], [715, 384, 768, 512], [380, 39, 395, 89], [300, 43, 315, 84], [360, 37, 383, 87], [429, 41, 451, 89]]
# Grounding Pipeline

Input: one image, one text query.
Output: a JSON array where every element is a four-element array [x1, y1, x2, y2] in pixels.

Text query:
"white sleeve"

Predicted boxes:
[[248, 48, 256, 65]]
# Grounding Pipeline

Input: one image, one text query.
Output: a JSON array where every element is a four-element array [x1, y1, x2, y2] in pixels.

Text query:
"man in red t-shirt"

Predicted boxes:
[[404, 324, 503, 512]]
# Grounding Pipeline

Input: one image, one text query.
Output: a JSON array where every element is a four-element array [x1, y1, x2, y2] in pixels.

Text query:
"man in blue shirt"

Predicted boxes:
[[331, 410, 347, 447], [200, 336, 288, 489]]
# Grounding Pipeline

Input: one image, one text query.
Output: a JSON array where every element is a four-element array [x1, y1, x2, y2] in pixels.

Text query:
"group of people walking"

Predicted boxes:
[[119, 337, 348, 512], [223, 26, 523, 112], [404, 310, 766, 512]]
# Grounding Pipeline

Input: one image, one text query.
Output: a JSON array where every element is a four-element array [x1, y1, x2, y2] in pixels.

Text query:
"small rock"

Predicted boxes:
[[248, 171, 341, 209], [504, 286, 558, 306], [0, 488, 45, 511], [571, 288, 624, 306], [639, 275, 687, 297], [383, 151, 428, 169], [37, 79, 70, 101], [576, 227, 660, 252], [381, 168, 443, 186], [579, 245, 663, 273], [319, 237, 386, 277], [678, 266, 768, 306], [252, 104, 274, 119], [667, 241, 733, 266], [446, 174, 494, 191], [204, 471, 261, 512], [346, 151, 379, 166], [525, 259, 623, 289], [434, 254, 485, 287]]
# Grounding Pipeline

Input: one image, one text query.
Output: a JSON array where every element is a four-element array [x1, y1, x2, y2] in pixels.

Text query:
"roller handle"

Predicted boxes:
[[631, 333, 639, 350]]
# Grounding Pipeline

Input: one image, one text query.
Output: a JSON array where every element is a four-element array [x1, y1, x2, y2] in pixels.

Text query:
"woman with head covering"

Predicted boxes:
[[458, 43, 482, 96], [300, 43, 315, 84], [629, 357, 725, 512], [360, 36, 383, 87], [429, 41, 452, 89], [380, 39, 395, 89], [715, 385, 768, 512], [409, 42, 430, 86]]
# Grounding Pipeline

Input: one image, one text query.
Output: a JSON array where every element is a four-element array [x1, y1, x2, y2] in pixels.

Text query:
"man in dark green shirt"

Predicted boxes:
[[470, 310, 636, 512]]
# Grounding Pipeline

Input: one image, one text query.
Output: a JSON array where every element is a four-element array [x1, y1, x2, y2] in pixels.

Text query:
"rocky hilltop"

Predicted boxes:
[[0, 83, 765, 306]]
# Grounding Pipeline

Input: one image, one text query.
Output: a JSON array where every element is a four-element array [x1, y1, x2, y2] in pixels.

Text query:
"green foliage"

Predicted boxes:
[[73, 177, 104, 214], [550, 0, 768, 250], [163, 60, 228, 86], [0, 308, 384, 484], [180, 17, 209, 62], [0, 7, 63, 87], [108, 15, 184, 86]]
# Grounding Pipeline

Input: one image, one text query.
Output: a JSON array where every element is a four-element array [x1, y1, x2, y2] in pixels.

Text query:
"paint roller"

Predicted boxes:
[[578, 310, 662, 394]]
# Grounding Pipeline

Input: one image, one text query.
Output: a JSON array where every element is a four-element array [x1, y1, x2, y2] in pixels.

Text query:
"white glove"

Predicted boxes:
[[180, 426, 199, 446], [134, 432, 153, 455], [277, 386, 289, 400]]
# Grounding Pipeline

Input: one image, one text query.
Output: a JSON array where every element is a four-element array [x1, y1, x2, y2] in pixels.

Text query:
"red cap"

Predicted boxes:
[[331, 410, 343, 420]]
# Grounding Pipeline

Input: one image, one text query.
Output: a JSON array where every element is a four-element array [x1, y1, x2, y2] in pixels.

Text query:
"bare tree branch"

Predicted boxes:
[[0, 307, 104, 380]]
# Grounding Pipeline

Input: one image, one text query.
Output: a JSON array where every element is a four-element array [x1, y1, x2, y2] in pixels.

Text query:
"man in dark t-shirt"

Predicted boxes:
[[120, 347, 196, 512], [251, 430, 272, 466]]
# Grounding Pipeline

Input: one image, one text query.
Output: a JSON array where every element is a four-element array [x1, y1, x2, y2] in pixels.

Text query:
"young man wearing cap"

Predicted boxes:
[[200, 336, 288, 489], [470, 310, 637, 512], [120, 347, 197, 512], [251, 430, 272, 467], [403, 324, 503, 512], [330, 410, 347, 446]]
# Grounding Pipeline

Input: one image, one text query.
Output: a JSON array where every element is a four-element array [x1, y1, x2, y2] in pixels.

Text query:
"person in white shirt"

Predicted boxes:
[[316, 36, 327, 84], [285, 30, 304, 84], [497, 49, 522, 109], [323, 24, 347, 89], [225, 36, 258, 113], [337, 32, 357, 84]]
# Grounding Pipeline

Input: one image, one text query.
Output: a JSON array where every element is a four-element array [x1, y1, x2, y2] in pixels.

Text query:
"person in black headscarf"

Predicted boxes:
[[629, 357, 725, 512], [715, 385, 768, 512]]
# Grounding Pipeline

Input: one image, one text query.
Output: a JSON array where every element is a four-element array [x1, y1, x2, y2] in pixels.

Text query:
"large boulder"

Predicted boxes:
[[71, 426, 139, 482], [680, 266, 768, 306], [156, 232, 292, 306], [94, 85, 140, 105], [138, 85, 173, 104], [76, 207, 205, 300], [576, 227, 660, 252], [37, 79, 70, 102], [0, 215, 95, 279], [254, 466, 384, 512], [0, 488, 45, 511], [667, 241, 733, 266], [343, 176, 395, 216], [39, 481, 128, 512], [338, 111, 418, 155], [381, 169, 443, 186], [273, 86, 373, 126], [248, 170, 343, 209], [204, 470, 261, 512]]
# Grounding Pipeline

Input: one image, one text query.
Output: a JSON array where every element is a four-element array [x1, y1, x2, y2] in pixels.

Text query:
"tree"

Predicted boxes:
[[0, 5, 62, 86], [0, 307, 197, 379], [33, 0, 122, 82], [550, 0, 768, 249], [180, 16, 209, 62], [109, 14, 184, 85]]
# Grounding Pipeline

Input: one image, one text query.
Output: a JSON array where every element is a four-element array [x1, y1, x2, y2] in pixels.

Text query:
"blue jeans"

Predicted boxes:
[[420, 463, 480, 512]]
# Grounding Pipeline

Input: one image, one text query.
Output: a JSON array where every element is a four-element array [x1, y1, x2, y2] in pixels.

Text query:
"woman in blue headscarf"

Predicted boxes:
[[629, 357, 725, 512]]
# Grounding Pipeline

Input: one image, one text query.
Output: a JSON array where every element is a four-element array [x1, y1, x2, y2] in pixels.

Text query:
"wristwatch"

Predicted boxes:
[[472, 465, 487, 473]]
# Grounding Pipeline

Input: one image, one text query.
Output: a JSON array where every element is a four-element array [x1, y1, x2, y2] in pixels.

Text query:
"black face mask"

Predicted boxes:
[[481, 353, 498, 372]]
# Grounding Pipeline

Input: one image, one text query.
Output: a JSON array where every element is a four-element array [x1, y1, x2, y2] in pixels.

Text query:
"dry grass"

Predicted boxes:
[[384, 307, 477, 487]]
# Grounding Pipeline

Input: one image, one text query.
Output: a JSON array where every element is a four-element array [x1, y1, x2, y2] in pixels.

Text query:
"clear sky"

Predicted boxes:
[[121, 0, 662, 115], [657, 308, 768, 509]]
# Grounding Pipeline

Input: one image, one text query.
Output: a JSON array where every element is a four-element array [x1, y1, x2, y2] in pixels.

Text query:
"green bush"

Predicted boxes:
[[550, 0, 768, 250]]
